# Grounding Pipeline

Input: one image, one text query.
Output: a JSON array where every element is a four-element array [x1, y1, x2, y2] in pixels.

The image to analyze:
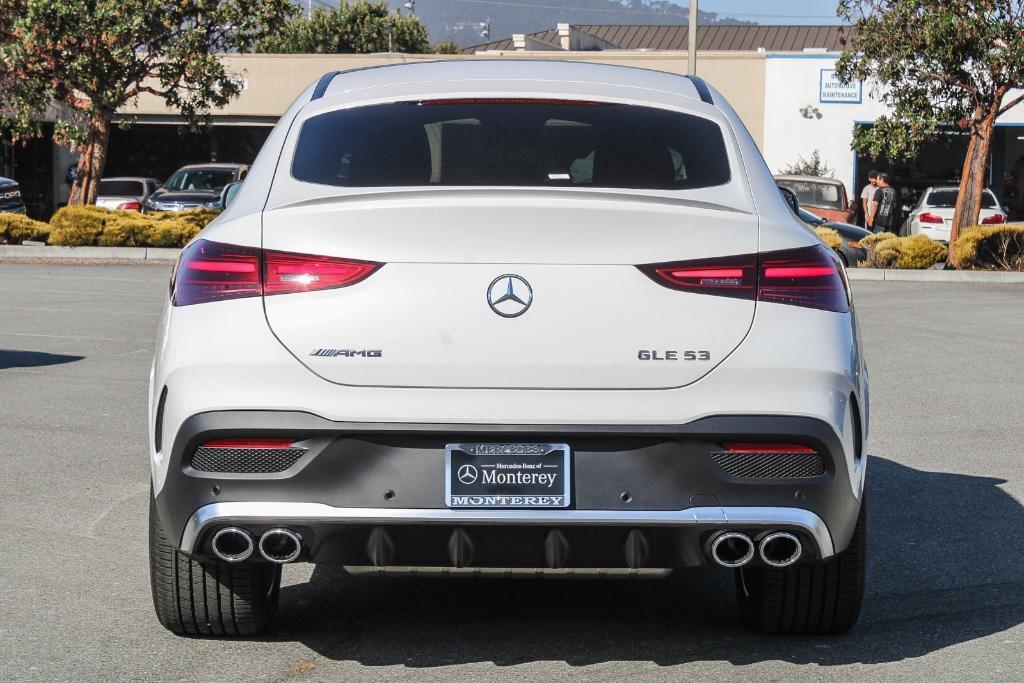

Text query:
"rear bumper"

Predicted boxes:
[[157, 411, 863, 569], [182, 502, 834, 568]]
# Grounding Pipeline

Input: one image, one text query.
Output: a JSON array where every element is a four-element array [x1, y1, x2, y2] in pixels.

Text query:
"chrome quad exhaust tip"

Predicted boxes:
[[211, 527, 255, 563], [709, 531, 755, 568], [258, 528, 302, 564], [758, 531, 803, 568]]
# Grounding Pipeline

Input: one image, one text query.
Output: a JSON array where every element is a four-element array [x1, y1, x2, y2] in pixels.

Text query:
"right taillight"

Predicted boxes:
[[981, 213, 1005, 225], [758, 244, 849, 313], [919, 212, 944, 224], [639, 243, 848, 313], [172, 239, 382, 306]]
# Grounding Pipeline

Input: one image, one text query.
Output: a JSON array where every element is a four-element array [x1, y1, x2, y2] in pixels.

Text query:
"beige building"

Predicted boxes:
[[9, 24, 854, 218], [124, 50, 767, 147]]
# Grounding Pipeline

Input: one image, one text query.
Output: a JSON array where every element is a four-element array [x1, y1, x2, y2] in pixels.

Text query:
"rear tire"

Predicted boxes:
[[736, 498, 866, 635], [149, 493, 280, 636]]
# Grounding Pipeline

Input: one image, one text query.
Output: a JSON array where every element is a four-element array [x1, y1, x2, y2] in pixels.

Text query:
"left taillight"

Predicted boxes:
[[638, 244, 849, 313], [171, 239, 381, 306]]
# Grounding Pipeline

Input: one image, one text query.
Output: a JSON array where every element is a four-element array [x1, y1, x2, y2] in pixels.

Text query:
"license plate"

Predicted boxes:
[[445, 443, 571, 508]]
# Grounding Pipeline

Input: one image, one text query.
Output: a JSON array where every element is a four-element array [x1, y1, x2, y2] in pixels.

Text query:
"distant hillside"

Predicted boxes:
[[380, 0, 754, 47]]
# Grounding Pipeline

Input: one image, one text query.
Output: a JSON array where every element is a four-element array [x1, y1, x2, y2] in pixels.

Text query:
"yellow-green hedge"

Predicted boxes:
[[814, 227, 842, 251], [862, 233, 947, 269], [0, 213, 50, 244], [859, 232, 899, 247], [45, 206, 218, 247], [951, 225, 1024, 270]]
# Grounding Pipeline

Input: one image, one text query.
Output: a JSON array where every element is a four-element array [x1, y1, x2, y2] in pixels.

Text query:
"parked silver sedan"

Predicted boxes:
[[95, 177, 162, 212]]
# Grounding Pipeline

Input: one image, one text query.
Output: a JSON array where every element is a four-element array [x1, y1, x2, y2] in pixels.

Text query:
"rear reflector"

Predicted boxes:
[[172, 239, 382, 306], [722, 442, 817, 454], [639, 244, 848, 313], [203, 438, 298, 449]]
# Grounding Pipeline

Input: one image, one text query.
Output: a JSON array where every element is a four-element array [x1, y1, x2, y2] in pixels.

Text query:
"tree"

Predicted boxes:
[[0, 0, 295, 206], [835, 1, 1024, 260], [779, 150, 836, 178], [256, 3, 430, 55]]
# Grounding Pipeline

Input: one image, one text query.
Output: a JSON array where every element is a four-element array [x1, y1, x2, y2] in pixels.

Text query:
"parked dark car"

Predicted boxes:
[[798, 207, 870, 267], [143, 163, 248, 212], [0, 176, 27, 214]]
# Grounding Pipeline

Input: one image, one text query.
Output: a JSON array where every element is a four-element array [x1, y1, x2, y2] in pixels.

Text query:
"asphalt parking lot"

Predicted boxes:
[[0, 262, 1021, 681]]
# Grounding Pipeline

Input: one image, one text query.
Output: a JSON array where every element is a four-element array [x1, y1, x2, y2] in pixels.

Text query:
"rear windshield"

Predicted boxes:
[[777, 180, 844, 210], [926, 189, 997, 208], [98, 180, 144, 196], [291, 100, 731, 190]]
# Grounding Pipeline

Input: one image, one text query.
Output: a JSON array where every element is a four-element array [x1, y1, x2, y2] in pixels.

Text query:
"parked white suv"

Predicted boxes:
[[149, 61, 868, 637]]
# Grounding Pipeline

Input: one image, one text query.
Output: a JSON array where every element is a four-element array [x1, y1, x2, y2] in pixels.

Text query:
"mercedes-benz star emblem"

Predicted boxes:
[[457, 464, 479, 485], [486, 274, 533, 318]]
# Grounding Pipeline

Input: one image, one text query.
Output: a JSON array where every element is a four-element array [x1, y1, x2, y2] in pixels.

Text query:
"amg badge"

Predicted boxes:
[[310, 348, 382, 358]]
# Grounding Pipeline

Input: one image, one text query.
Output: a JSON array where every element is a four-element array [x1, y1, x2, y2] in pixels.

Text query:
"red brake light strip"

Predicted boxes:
[[721, 443, 816, 454]]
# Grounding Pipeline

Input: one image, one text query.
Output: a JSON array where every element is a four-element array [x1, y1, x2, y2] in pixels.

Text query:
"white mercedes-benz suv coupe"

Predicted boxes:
[[149, 61, 868, 637]]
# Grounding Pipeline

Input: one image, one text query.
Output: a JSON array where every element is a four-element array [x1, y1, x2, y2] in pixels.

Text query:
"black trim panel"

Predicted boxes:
[[686, 75, 715, 105], [311, 71, 340, 100], [155, 411, 863, 561]]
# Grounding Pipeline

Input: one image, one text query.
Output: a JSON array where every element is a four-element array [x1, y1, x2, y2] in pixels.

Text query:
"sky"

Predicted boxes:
[[699, 0, 843, 25]]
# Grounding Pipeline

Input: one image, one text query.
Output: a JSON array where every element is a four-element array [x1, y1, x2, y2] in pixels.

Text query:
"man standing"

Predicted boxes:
[[859, 170, 879, 227], [867, 172, 898, 233]]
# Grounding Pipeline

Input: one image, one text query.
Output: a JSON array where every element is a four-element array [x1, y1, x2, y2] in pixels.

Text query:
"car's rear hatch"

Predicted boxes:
[[262, 192, 757, 389], [261, 95, 757, 389]]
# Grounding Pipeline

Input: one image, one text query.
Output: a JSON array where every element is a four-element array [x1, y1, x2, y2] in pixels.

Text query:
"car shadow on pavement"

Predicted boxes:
[[274, 456, 1023, 667], [0, 349, 83, 370]]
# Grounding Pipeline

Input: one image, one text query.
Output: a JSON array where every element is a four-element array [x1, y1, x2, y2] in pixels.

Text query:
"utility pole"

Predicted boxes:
[[688, 0, 698, 75]]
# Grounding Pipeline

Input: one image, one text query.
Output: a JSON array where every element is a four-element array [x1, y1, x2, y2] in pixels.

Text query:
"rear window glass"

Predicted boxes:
[[926, 189, 997, 208], [777, 180, 844, 210], [291, 100, 731, 190], [98, 180, 144, 196]]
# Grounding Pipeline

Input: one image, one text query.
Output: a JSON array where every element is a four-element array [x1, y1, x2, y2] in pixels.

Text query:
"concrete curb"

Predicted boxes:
[[0, 245, 180, 261], [846, 268, 1024, 283]]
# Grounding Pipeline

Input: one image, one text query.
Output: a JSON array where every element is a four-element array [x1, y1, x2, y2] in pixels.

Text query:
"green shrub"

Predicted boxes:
[[0, 213, 50, 244], [47, 206, 116, 245], [859, 231, 898, 247], [45, 205, 216, 247], [862, 233, 947, 269], [149, 208, 220, 232], [144, 220, 201, 247], [814, 226, 842, 251], [951, 224, 1024, 270], [97, 218, 152, 247]]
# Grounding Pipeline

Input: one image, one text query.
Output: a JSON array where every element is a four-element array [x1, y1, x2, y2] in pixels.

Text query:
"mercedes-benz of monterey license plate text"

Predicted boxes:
[[445, 443, 571, 508]]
